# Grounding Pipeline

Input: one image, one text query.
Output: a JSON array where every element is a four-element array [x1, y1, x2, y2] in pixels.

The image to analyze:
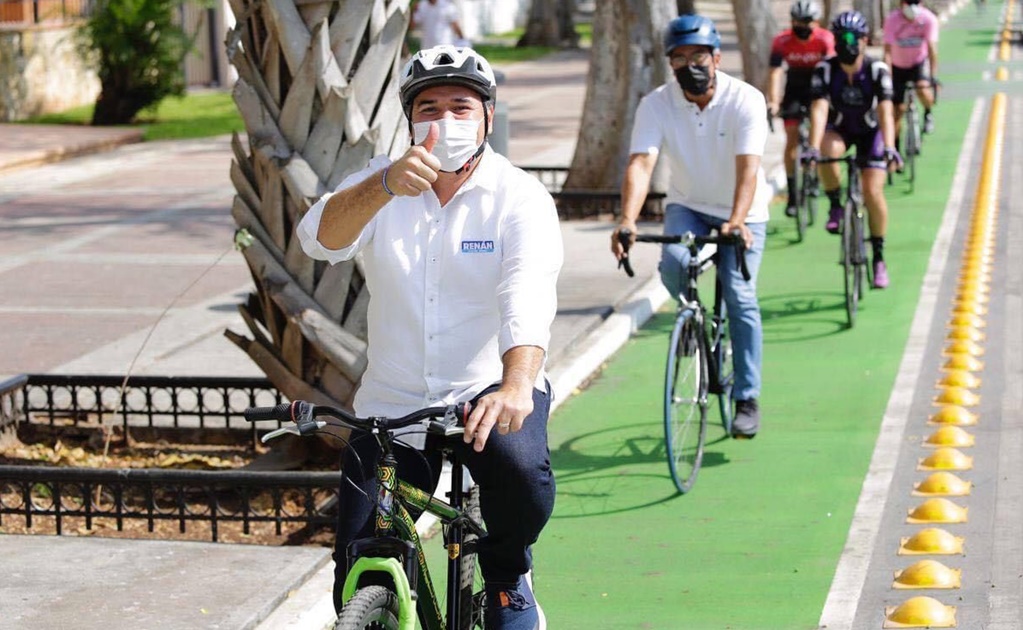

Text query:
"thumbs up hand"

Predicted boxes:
[[383, 122, 441, 197]]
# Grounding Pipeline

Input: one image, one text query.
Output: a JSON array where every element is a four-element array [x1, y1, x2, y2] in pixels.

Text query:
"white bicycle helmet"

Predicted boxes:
[[790, 0, 821, 21], [399, 46, 497, 118]]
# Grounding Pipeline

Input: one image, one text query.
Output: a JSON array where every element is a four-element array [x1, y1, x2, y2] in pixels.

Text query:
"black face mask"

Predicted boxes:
[[836, 42, 860, 64], [793, 25, 812, 39], [674, 64, 713, 96]]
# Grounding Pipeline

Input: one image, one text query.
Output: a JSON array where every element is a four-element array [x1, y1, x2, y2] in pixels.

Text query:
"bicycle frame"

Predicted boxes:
[[243, 401, 485, 630], [341, 438, 484, 630], [678, 239, 729, 399]]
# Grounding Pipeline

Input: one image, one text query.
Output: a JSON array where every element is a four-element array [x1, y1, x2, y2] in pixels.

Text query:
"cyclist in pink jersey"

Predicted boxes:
[[883, 0, 939, 140]]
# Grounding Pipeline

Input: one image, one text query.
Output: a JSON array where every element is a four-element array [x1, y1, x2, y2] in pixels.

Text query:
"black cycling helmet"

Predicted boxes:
[[663, 14, 721, 54], [399, 46, 497, 119], [831, 10, 870, 37], [790, 0, 821, 21]]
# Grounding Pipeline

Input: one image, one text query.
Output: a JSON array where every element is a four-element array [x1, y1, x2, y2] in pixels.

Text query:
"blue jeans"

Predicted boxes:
[[332, 382, 556, 612], [660, 204, 766, 401]]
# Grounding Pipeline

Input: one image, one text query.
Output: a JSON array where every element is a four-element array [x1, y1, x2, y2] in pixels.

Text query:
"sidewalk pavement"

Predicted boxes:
[[0, 4, 789, 628]]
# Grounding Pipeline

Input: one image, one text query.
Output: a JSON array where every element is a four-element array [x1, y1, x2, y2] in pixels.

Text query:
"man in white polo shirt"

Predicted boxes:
[[611, 14, 770, 439], [297, 46, 561, 630]]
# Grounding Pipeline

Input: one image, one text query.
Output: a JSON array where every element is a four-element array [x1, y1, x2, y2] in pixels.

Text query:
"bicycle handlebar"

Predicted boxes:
[[243, 400, 471, 443], [616, 229, 751, 282]]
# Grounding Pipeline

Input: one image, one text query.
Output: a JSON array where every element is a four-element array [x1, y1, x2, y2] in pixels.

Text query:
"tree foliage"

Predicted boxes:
[[77, 0, 196, 125]]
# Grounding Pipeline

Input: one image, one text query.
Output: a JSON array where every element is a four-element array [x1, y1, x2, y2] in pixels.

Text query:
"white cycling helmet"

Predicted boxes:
[[790, 0, 821, 20], [399, 46, 497, 119]]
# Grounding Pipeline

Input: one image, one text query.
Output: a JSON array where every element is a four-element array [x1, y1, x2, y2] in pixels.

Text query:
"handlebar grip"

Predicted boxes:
[[243, 403, 292, 423], [737, 246, 751, 282], [616, 229, 636, 278]]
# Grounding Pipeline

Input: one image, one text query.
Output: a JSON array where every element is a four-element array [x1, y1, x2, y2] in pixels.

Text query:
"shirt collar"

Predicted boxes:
[[459, 144, 500, 193]]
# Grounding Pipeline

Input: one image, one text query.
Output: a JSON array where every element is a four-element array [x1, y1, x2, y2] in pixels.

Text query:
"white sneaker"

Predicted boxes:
[[525, 570, 547, 630]]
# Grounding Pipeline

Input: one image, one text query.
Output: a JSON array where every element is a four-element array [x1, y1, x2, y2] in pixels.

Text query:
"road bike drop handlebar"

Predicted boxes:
[[616, 229, 751, 282], [243, 400, 471, 443]]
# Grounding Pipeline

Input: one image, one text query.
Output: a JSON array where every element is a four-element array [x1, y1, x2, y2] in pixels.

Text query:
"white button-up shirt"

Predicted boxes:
[[630, 70, 771, 223], [297, 146, 563, 445]]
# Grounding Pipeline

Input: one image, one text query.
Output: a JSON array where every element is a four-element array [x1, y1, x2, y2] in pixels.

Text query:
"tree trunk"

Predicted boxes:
[[854, 0, 883, 43], [731, 0, 777, 93], [224, 0, 410, 415], [517, 0, 579, 48], [676, 0, 697, 14], [564, 0, 676, 191]]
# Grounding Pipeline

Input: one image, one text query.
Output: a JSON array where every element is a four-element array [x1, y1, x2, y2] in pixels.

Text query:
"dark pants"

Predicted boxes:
[[332, 382, 556, 612]]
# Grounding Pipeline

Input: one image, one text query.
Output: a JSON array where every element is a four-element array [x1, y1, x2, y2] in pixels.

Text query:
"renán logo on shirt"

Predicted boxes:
[[461, 240, 495, 253]]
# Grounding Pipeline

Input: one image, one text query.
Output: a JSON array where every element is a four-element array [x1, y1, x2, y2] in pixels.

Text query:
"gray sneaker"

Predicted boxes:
[[732, 399, 761, 439]]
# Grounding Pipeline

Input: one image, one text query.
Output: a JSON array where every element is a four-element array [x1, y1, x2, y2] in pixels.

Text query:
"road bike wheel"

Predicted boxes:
[[707, 309, 734, 436], [841, 202, 859, 328], [454, 486, 485, 630], [793, 156, 806, 242], [335, 585, 401, 630], [852, 208, 868, 298], [801, 169, 817, 230], [904, 106, 918, 189], [664, 309, 709, 494]]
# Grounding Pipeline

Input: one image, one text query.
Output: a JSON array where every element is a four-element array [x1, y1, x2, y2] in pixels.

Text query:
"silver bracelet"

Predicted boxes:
[[381, 166, 396, 196]]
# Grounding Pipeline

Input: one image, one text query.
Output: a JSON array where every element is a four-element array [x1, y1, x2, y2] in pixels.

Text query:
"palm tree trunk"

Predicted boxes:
[[224, 0, 412, 408]]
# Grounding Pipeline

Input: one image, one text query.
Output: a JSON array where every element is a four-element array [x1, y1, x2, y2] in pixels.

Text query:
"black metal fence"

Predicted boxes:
[[520, 166, 665, 221], [0, 374, 341, 543]]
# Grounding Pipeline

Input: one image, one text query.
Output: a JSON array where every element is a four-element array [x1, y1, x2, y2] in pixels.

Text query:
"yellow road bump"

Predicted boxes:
[[942, 339, 985, 356], [907, 498, 968, 524], [914, 471, 973, 496], [899, 528, 965, 556], [893, 560, 962, 589], [941, 354, 984, 372], [945, 326, 985, 343], [933, 386, 980, 407], [918, 447, 973, 471], [884, 596, 957, 628], [937, 369, 981, 389], [951, 301, 988, 317], [928, 405, 979, 426], [923, 427, 976, 449], [948, 313, 986, 330]]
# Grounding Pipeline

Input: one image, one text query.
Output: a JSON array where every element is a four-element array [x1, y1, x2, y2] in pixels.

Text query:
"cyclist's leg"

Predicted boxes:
[[457, 382, 555, 587], [820, 128, 848, 233], [712, 215, 766, 403], [659, 203, 711, 298], [332, 433, 442, 613], [780, 97, 804, 214], [856, 131, 891, 287], [916, 62, 936, 131]]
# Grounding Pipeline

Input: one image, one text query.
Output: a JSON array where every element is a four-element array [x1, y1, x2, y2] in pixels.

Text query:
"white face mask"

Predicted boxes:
[[412, 117, 484, 172], [903, 4, 920, 19]]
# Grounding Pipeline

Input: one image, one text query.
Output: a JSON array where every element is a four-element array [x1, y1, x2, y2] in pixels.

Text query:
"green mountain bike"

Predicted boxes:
[[244, 400, 484, 630]]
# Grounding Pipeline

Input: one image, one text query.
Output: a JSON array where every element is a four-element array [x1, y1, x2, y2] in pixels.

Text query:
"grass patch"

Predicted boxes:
[[21, 91, 244, 142]]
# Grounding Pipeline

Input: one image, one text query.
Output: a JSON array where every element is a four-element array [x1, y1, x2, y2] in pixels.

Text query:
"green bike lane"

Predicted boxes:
[[526, 5, 1013, 629]]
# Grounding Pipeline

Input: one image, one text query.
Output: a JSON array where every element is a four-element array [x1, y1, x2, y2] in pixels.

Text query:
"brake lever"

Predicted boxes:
[[260, 420, 326, 443]]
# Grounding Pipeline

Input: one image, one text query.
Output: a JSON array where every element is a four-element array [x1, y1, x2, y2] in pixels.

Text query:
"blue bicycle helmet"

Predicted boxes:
[[663, 15, 721, 54], [830, 10, 869, 36]]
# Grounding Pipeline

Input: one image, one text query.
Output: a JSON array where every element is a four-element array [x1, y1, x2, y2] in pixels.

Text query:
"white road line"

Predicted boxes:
[[817, 97, 987, 630]]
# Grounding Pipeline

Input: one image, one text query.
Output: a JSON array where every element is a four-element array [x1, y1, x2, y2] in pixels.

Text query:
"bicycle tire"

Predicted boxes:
[[707, 308, 734, 436], [801, 168, 817, 231], [842, 202, 859, 328], [335, 585, 401, 630], [852, 207, 867, 298], [664, 309, 708, 494], [455, 485, 485, 630], [793, 154, 806, 242], [905, 104, 918, 189]]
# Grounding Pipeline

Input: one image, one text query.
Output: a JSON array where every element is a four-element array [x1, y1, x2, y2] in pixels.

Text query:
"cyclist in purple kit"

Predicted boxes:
[[806, 10, 902, 289]]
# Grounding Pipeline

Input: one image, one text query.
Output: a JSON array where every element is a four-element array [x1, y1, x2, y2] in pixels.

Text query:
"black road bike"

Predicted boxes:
[[617, 230, 749, 494]]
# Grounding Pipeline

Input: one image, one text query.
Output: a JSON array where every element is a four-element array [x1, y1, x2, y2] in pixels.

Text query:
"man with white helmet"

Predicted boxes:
[[297, 45, 562, 630], [767, 0, 835, 217]]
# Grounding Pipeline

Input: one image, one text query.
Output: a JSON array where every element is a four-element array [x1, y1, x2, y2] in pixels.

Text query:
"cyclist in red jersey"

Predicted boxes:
[[767, 0, 835, 218]]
